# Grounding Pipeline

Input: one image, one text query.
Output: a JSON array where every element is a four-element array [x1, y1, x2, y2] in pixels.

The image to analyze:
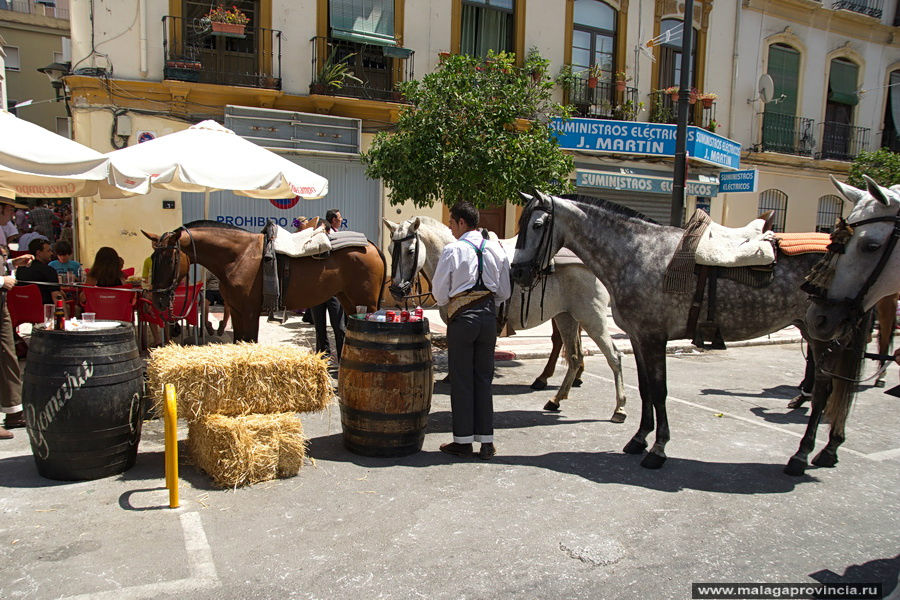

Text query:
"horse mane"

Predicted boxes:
[[182, 220, 248, 232], [560, 193, 659, 225]]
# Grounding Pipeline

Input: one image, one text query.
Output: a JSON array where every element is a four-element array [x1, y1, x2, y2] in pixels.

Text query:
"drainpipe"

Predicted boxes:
[[138, 0, 148, 77], [723, 1, 743, 225]]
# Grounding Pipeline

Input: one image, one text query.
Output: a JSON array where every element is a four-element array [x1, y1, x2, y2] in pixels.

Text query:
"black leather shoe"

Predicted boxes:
[[4, 411, 26, 429], [440, 442, 474, 457], [478, 443, 496, 460]]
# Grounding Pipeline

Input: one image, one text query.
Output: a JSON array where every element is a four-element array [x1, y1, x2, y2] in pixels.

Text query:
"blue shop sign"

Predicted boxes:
[[576, 170, 719, 197], [551, 117, 741, 170], [718, 169, 758, 193]]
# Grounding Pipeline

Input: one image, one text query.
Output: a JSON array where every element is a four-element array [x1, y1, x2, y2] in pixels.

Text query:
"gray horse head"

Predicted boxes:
[[383, 217, 427, 302], [511, 190, 560, 288], [806, 174, 900, 341]]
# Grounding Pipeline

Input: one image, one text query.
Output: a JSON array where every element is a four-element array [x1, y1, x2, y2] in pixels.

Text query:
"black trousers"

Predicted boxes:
[[0, 301, 22, 414], [310, 297, 345, 358], [446, 300, 497, 444]]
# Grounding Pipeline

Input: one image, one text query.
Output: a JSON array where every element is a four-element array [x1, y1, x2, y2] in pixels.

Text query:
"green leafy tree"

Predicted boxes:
[[847, 147, 900, 187], [362, 49, 574, 209]]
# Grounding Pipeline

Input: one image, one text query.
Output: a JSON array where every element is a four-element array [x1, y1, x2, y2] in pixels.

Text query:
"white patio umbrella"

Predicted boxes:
[[0, 110, 145, 198], [104, 119, 328, 202]]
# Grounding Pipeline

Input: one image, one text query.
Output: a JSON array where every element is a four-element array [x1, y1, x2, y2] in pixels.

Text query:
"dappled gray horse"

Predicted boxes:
[[511, 191, 857, 474], [384, 216, 627, 422]]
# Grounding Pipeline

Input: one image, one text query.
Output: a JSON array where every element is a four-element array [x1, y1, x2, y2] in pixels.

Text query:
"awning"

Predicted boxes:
[[828, 60, 859, 106], [329, 0, 396, 46]]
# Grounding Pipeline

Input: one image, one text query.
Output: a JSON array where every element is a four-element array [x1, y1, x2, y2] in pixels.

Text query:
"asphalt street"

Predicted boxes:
[[0, 337, 898, 600]]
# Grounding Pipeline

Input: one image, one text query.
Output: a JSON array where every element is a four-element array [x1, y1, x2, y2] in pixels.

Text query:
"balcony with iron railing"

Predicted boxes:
[[648, 90, 718, 131], [310, 36, 414, 102], [0, 0, 68, 19], [162, 15, 282, 90], [756, 113, 817, 157], [818, 121, 871, 160], [832, 0, 883, 19], [567, 76, 640, 121]]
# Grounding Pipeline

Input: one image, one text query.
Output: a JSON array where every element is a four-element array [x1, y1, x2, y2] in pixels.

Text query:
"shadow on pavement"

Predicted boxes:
[[749, 405, 811, 425], [308, 433, 817, 494], [699, 384, 798, 399], [811, 553, 899, 597]]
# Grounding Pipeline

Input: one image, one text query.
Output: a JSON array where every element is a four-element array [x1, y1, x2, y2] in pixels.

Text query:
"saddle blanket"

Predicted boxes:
[[271, 225, 332, 257], [775, 232, 830, 255]]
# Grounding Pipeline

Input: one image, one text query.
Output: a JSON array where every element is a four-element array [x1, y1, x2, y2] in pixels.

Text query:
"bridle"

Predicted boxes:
[[512, 196, 556, 322], [388, 230, 420, 300], [804, 207, 900, 325], [150, 226, 199, 318]]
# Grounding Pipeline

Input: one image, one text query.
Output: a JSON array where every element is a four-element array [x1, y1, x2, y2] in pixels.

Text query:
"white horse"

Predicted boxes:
[[384, 216, 627, 422], [806, 175, 900, 342]]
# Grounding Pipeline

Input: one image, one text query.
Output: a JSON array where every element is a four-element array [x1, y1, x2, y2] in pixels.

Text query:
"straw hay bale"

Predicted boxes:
[[188, 412, 307, 488], [146, 342, 333, 420]]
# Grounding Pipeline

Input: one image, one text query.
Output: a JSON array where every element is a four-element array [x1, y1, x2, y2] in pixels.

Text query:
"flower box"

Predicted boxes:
[[211, 21, 246, 36]]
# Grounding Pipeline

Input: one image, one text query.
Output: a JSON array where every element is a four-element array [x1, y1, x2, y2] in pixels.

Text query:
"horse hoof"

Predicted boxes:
[[787, 395, 808, 409], [640, 452, 666, 469], [875, 379, 886, 388], [531, 379, 548, 390], [811, 450, 838, 468], [573, 379, 583, 387], [543, 401, 561, 412], [784, 457, 807, 476], [622, 439, 647, 455], [610, 412, 626, 424]]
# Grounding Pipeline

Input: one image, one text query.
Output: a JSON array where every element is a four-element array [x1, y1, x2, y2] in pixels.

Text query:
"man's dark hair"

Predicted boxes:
[[325, 209, 341, 222], [28, 238, 49, 255], [54, 240, 72, 255], [449, 202, 479, 228]]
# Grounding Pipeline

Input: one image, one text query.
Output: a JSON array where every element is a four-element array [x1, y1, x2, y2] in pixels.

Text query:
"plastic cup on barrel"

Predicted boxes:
[[355, 305, 367, 318], [43, 304, 54, 328], [82, 312, 96, 324]]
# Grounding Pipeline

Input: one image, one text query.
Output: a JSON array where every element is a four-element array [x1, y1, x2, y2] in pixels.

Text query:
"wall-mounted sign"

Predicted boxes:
[[136, 131, 155, 143], [576, 169, 719, 197], [551, 118, 741, 171], [718, 169, 759, 193]]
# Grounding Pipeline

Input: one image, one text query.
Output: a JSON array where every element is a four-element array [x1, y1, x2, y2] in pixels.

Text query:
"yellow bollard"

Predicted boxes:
[[163, 383, 179, 508]]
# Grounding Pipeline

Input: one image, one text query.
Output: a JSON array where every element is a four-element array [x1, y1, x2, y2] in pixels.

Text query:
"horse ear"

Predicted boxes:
[[410, 217, 421, 232], [518, 191, 532, 204], [862, 174, 891, 206], [141, 230, 159, 242], [830, 175, 865, 205], [382, 218, 398, 233]]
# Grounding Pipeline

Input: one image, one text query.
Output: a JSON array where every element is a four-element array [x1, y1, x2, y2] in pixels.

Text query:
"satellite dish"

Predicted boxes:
[[758, 74, 775, 103]]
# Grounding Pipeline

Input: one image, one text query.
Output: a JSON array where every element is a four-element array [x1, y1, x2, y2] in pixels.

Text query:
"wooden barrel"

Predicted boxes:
[[22, 322, 144, 481], [338, 317, 433, 457]]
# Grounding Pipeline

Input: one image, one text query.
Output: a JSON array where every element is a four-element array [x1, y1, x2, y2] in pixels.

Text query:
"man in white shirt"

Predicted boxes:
[[431, 202, 511, 460]]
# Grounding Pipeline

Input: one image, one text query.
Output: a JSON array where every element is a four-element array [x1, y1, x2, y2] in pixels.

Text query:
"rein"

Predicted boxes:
[[514, 197, 556, 324], [389, 231, 419, 299]]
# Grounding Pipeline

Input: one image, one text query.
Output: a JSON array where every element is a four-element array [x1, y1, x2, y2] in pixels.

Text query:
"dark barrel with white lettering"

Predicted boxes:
[[22, 322, 144, 480], [337, 317, 433, 456]]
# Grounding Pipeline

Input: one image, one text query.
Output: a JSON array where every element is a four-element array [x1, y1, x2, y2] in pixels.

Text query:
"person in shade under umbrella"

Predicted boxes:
[[431, 202, 510, 461], [0, 190, 34, 439]]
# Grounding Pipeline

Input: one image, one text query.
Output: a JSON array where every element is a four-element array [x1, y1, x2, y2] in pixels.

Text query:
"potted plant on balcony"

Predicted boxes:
[[706, 119, 718, 133], [587, 64, 603, 89], [614, 99, 645, 121], [555, 64, 576, 96], [614, 70, 631, 93], [699, 92, 718, 109], [207, 4, 249, 36], [310, 49, 362, 95], [664, 86, 680, 102]]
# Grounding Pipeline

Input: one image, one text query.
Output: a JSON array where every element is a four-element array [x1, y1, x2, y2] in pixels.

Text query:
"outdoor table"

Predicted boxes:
[[21, 321, 144, 480]]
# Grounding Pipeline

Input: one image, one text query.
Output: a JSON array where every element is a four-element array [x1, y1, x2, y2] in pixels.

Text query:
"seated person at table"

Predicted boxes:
[[48, 240, 82, 279], [16, 238, 63, 306], [80, 246, 125, 305]]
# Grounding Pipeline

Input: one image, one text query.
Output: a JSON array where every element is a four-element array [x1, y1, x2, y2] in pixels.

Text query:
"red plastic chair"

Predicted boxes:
[[169, 283, 202, 327], [121, 267, 135, 279], [6, 284, 45, 331], [81, 287, 137, 322]]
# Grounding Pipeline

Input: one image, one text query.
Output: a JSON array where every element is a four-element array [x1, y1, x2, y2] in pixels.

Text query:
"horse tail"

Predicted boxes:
[[372, 240, 387, 310], [823, 309, 871, 432]]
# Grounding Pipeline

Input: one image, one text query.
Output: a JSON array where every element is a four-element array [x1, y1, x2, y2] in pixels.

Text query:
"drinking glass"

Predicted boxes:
[[355, 305, 368, 317], [43, 304, 54, 328], [82, 312, 96, 323]]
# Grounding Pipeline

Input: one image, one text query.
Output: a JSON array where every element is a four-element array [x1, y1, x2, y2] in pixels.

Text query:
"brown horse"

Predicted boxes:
[[143, 220, 385, 342]]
